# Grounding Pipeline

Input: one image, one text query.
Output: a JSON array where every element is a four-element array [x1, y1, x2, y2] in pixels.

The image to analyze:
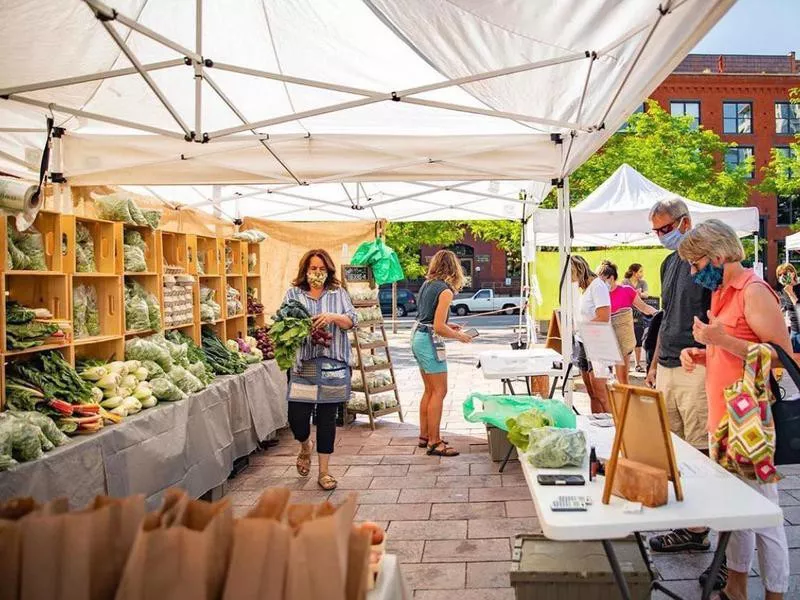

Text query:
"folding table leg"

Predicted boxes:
[[634, 532, 684, 600], [601, 540, 632, 600], [507, 380, 517, 395], [701, 531, 730, 600], [498, 444, 515, 473], [548, 375, 559, 398]]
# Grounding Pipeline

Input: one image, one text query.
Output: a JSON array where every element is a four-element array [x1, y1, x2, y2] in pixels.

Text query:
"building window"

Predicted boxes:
[[724, 146, 754, 178], [618, 103, 645, 132], [775, 102, 800, 135], [670, 101, 700, 128], [723, 101, 753, 134], [774, 146, 796, 178], [777, 194, 800, 227], [505, 251, 521, 278]]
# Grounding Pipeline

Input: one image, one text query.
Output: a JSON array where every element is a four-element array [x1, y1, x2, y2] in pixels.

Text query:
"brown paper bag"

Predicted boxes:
[[222, 488, 292, 600], [0, 498, 40, 600], [115, 489, 233, 600], [18, 495, 145, 600], [285, 494, 357, 600], [345, 526, 373, 600]]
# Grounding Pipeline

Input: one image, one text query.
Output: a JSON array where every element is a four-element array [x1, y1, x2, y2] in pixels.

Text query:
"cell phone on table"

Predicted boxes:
[[537, 474, 585, 486], [463, 328, 479, 339]]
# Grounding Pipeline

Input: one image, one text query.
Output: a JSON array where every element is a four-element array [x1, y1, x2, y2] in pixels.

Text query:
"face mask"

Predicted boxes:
[[692, 262, 724, 291], [307, 271, 327, 288], [659, 219, 686, 251], [780, 273, 794, 286]]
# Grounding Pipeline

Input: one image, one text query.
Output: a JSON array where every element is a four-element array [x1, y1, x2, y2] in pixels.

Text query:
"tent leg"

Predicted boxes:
[[558, 177, 573, 407]]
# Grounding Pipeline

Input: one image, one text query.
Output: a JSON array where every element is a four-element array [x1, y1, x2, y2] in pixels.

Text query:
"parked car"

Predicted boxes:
[[450, 288, 522, 316], [378, 288, 417, 317]]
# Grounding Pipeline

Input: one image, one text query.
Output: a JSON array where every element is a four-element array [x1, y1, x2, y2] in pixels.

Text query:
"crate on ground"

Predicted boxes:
[[511, 534, 650, 600], [487, 425, 517, 462]]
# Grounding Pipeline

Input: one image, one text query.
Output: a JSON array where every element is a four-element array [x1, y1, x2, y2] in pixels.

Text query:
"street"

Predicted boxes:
[[384, 313, 523, 330]]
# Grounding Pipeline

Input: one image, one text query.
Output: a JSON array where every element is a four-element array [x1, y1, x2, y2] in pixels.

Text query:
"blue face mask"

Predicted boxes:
[[659, 223, 686, 251], [693, 262, 724, 291]]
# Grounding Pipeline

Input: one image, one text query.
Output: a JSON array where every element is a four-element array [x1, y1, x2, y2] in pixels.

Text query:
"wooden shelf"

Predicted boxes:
[[73, 334, 122, 346], [226, 313, 246, 320], [4, 340, 71, 356], [348, 406, 402, 418], [165, 322, 194, 331], [125, 328, 156, 337], [199, 274, 222, 278], [124, 271, 158, 276], [357, 320, 383, 328], [352, 300, 379, 308], [247, 273, 260, 277], [354, 340, 387, 350], [352, 384, 396, 395], [362, 363, 391, 373], [73, 272, 120, 278], [5, 270, 66, 277]]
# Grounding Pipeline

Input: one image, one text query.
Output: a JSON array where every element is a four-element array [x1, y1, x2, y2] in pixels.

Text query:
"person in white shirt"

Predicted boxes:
[[571, 255, 611, 413]]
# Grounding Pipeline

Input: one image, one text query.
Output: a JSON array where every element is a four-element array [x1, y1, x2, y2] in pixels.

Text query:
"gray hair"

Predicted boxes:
[[678, 219, 745, 264], [649, 196, 690, 222]]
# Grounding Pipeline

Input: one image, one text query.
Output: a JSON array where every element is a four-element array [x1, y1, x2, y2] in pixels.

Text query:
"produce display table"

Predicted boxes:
[[478, 348, 564, 397], [0, 361, 287, 508], [519, 416, 784, 600]]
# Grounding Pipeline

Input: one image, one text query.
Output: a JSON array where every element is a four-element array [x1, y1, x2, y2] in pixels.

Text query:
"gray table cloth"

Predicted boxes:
[[0, 361, 288, 508]]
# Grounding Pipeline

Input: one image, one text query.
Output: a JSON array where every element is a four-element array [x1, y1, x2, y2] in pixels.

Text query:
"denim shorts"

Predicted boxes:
[[411, 330, 447, 374]]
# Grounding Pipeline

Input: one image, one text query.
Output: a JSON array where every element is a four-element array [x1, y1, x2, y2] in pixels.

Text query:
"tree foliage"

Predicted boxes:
[[760, 88, 800, 227], [384, 221, 463, 279]]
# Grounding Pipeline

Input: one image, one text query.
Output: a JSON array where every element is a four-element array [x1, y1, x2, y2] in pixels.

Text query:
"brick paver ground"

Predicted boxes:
[[226, 328, 800, 598]]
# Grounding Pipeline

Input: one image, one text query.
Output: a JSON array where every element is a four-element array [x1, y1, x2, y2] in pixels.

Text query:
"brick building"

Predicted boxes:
[[649, 52, 799, 278], [422, 53, 800, 286]]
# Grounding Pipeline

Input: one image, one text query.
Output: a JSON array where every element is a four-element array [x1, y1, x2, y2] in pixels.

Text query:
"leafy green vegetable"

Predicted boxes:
[[505, 409, 554, 452], [8, 223, 46, 270], [10, 411, 69, 447], [73, 284, 100, 339], [167, 366, 204, 393], [75, 222, 96, 272], [149, 377, 187, 401], [6, 301, 35, 324], [124, 282, 150, 331], [201, 326, 247, 374], [141, 360, 166, 380], [125, 336, 172, 371], [268, 301, 313, 370], [142, 209, 161, 229], [526, 428, 587, 469], [123, 244, 147, 272], [127, 198, 149, 226], [93, 193, 135, 224]]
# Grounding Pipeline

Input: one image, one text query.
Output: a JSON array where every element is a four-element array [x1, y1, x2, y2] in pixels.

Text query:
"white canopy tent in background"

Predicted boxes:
[[785, 231, 800, 263], [0, 0, 736, 400], [528, 163, 760, 247]]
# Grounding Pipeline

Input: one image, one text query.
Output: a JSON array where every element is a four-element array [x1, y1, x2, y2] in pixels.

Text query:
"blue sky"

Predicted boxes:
[[692, 0, 799, 55]]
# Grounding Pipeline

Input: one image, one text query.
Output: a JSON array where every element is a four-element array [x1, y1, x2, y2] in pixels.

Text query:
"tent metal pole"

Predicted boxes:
[[411, 182, 527, 205], [211, 184, 222, 218], [558, 177, 574, 406], [203, 72, 302, 184], [83, 0, 202, 63], [194, 0, 203, 138], [0, 128, 48, 133], [355, 182, 474, 210], [2, 95, 186, 139], [205, 96, 387, 140], [0, 149, 37, 171], [210, 62, 382, 98], [786, 245, 790, 264], [400, 97, 586, 131], [98, 20, 192, 137], [754, 233, 759, 265], [0, 59, 183, 97]]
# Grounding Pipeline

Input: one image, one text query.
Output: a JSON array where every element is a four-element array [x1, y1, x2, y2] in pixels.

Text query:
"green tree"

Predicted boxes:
[[542, 99, 753, 208], [760, 88, 800, 230], [384, 221, 463, 279]]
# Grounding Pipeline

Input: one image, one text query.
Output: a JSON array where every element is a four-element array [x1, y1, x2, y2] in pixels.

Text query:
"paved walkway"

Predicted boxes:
[[226, 329, 800, 599]]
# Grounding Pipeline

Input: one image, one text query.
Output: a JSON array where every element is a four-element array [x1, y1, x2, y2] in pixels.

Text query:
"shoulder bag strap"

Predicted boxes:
[[769, 342, 800, 401]]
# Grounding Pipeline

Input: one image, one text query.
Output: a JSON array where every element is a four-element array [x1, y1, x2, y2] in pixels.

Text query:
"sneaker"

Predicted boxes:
[[649, 528, 710, 553], [698, 557, 728, 591]]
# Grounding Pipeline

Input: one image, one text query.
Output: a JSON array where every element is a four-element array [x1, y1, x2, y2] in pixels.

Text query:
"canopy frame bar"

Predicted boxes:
[[0, 148, 36, 171], [411, 182, 527, 206], [194, 0, 203, 138]]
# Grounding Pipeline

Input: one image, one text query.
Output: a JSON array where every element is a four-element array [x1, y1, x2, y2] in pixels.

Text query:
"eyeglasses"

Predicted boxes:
[[688, 257, 707, 271], [652, 215, 687, 236]]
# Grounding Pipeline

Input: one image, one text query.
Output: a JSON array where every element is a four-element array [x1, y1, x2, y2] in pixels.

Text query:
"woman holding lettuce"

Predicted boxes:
[[284, 249, 357, 491]]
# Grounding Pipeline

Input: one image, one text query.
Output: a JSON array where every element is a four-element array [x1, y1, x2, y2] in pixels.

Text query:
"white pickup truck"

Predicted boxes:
[[450, 289, 523, 316]]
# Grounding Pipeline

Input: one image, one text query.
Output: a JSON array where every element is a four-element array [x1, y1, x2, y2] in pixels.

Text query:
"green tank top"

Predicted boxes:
[[417, 280, 450, 325]]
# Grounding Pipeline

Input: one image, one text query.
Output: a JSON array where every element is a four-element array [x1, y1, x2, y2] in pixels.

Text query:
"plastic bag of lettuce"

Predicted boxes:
[[526, 427, 587, 469]]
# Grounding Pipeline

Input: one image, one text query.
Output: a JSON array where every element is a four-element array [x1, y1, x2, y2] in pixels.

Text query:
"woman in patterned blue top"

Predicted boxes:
[[284, 249, 357, 490]]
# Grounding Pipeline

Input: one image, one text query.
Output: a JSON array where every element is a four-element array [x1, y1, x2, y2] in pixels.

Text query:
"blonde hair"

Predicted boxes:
[[677, 219, 745, 264], [426, 250, 465, 292], [777, 263, 796, 278], [570, 255, 596, 290]]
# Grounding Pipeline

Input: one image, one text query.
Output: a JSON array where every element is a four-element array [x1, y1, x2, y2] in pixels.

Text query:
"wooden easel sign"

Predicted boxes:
[[603, 384, 683, 505], [545, 309, 561, 354]]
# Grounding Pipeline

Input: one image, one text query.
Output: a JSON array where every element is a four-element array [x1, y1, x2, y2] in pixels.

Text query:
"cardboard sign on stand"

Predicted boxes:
[[545, 310, 561, 354], [603, 384, 683, 505]]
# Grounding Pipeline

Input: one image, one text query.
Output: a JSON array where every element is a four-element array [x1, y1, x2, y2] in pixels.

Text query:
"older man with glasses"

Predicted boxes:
[[644, 197, 725, 591]]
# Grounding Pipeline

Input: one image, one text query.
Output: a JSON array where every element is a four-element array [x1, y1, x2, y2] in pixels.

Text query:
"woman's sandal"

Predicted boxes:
[[318, 473, 338, 490], [418, 436, 448, 448], [427, 441, 460, 457], [296, 442, 313, 477]]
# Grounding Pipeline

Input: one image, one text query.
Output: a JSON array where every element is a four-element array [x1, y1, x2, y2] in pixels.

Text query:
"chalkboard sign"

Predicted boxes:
[[342, 264, 372, 283]]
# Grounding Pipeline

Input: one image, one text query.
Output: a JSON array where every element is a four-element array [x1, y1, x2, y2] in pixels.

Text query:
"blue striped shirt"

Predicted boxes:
[[283, 286, 358, 368]]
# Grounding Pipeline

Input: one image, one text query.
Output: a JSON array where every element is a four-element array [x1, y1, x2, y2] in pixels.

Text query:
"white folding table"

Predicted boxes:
[[478, 348, 566, 398], [519, 417, 784, 600]]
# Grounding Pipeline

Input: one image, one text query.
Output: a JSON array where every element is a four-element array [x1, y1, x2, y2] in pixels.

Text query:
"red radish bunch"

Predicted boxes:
[[252, 327, 275, 360], [311, 327, 333, 348]]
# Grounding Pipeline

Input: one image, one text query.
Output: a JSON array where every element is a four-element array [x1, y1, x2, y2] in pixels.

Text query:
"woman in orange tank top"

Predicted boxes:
[[678, 220, 790, 600]]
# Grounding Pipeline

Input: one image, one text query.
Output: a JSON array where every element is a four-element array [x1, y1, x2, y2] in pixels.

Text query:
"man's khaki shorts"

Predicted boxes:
[[655, 364, 708, 450]]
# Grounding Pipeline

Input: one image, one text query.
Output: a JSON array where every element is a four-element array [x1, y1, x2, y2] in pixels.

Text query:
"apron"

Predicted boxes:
[[287, 357, 351, 404]]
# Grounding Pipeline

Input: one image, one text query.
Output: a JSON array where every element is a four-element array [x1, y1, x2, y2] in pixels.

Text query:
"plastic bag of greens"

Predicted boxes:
[[127, 198, 149, 226], [142, 209, 161, 229], [188, 361, 214, 385], [85, 285, 100, 336], [141, 359, 166, 380], [92, 192, 135, 224], [8, 224, 47, 270], [125, 291, 150, 332], [9, 418, 46, 462], [200, 286, 216, 303], [73, 284, 89, 338], [200, 303, 216, 323], [125, 336, 172, 371], [149, 376, 187, 401], [124, 244, 147, 272], [123, 228, 147, 251], [145, 292, 161, 330], [10, 411, 69, 446], [168, 365, 205, 393], [526, 427, 587, 469], [75, 222, 96, 272], [151, 335, 189, 366]]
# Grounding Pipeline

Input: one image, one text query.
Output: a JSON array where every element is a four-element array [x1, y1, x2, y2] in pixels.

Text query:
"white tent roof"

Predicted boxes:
[[786, 231, 800, 252], [0, 0, 734, 221], [530, 164, 760, 246]]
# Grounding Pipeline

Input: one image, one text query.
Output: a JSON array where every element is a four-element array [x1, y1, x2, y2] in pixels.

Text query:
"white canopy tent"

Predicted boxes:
[[528, 163, 760, 247], [0, 0, 736, 400], [785, 231, 800, 263]]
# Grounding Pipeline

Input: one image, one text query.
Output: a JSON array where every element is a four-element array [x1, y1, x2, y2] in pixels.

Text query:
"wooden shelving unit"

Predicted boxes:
[[341, 264, 403, 430], [0, 206, 272, 409]]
